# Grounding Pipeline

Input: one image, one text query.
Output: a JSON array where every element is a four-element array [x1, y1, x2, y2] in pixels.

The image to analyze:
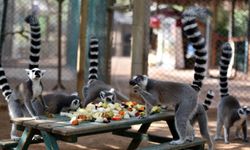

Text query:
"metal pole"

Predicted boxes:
[[0, 0, 8, 62], [53, 0, 65, 90]]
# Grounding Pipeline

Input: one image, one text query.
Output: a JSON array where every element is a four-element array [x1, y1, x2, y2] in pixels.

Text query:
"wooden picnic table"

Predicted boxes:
[[11, 111, 179, 150]]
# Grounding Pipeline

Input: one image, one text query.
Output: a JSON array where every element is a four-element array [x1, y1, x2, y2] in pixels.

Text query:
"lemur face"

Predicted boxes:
[[238, 106, 250, 118], [70, 99, 80, 110], [99, 88, 115, 103], [25, 68, 46, 80], [129, 75, 148, 89]]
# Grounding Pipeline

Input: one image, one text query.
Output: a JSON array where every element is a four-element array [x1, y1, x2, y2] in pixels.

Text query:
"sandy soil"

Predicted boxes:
[[0, 108, 250, 150]]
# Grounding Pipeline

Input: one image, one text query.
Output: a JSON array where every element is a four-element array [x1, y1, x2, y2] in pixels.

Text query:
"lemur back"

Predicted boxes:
[[215, 43, 250, 144], [129, 7, 209, 145], [82, 37, 128, 107], [0, 14, 46, 140]]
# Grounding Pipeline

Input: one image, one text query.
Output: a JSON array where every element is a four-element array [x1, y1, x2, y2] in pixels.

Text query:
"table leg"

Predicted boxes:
[[40, 131, 59, 150], [127, 123, 151, 150], [166, 117, 179, 140], [15, 128, 35, 150]]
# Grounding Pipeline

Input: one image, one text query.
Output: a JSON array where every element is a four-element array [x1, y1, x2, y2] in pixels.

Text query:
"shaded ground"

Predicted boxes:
[[0, 108, 250, 150]]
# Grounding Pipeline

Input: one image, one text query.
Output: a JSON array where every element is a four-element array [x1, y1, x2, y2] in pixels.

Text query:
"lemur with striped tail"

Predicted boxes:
[[26, 15, 81, 114], [0, 15, 46, 140], [129, 7, 209, 145], [189, 90, 214, 150], [82, 37, 129, 107], [214, 43, 250, 144]]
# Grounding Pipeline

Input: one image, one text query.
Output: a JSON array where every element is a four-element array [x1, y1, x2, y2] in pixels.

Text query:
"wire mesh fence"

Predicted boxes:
[[110, 0, 250, 108], [0, 0, 250, 108], [0, 0, 80, 105]]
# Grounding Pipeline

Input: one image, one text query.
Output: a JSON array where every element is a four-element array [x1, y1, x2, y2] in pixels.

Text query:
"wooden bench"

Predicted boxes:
[[137, 137, 206, 150], [0, 138, 43, 150]]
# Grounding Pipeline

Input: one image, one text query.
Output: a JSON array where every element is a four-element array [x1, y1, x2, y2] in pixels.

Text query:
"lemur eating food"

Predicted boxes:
[[214, 43, 250, 144], [81, 37, 129, 107], [43, 92, 81, 114], [129, 7, 209, 145]]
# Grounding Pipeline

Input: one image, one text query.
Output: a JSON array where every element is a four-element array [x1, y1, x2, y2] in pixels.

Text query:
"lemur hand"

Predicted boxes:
[[133, 85, 144, 94]]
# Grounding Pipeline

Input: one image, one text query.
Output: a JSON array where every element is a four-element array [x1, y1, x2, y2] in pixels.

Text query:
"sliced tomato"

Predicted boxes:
[[112, 115, 122, 121]]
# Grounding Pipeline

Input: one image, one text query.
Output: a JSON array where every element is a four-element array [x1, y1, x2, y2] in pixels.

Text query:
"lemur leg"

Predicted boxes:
[[242, 121, 248, 142], [186, 121, 195, 142], [214, 119, 224, 140], [223, 126, 230, 144], [235, 127, 241, 139], [170, 101, 196, 145], [197, 112, 214, 150], [133, 86, 158, 116], [24, 99, 37, 118], [11, 124, 20, 141]]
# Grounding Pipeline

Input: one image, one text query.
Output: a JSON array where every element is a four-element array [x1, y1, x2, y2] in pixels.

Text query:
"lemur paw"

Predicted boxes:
[[132, 85, 143, 93], [214, 135, 223, 141], [224, 140, 230, 144], [32, 116, 40, 120], [32, 135, 43, 141], [186, 135, 194, 142], [169, 139, 185, 145], [243, 139, 249, 143], [11, 135, 20, 141]]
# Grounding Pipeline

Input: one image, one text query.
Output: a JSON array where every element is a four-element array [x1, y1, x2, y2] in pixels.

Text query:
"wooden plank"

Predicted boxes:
[[41, 131, 59, 150], [137, 138, 206, 150], [10, 117, 34, 126], [127, 123, 151, 150], [112, 130, 172, 143], [15, 128, 36, 150], [51, 112, 174, 136], [0, 138, 43, 149]]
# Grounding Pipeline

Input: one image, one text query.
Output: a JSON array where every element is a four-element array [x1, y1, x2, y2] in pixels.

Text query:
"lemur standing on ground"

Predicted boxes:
[[82, 37, 129, 107], [214, 43, 250, 144], [0, 15, 46, 140], [190, 90, 214, 150], [129, 7, 209, 145]]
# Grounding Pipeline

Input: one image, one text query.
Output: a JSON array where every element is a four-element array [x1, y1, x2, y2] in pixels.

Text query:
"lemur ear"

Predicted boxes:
[[71, 92, 78, 96], [41, 70, 46, 75], [109, 88, 115, 93], [25, 69, 30, 74]]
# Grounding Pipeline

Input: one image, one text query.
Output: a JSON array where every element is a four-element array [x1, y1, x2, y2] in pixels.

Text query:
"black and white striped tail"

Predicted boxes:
[[88, 37, 99, 84], [182, 7, 208, 91], [202, 90, 214, 111], [219, 43, 232, 98], [0, 65, 12, 102], [25, 15, 41, 70]]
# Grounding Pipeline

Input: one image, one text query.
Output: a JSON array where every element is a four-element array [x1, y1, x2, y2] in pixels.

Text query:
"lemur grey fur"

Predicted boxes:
[[214, 43, 250, 144], [190, 90, 214, 150], [82, 37, 128, 107], [43, 92, 81, 114], [0, 15, 46, 140], [129, 7, 209, 145]]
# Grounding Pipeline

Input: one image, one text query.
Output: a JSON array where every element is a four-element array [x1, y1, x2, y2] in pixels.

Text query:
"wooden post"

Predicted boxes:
[[85, 0, 114, 83], [131, 0, 150, 76], [77, 0, 114, 98], [77, 0, 88, 99], [247, 0, 250, 75]]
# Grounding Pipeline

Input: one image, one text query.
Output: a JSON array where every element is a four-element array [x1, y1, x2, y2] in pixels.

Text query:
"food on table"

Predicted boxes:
[[60, 101, 162, 125]]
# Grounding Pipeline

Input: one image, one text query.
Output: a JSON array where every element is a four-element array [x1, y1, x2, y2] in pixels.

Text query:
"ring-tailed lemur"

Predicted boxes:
[[214, 43, 250, 144], [43, 92, 81, 114], [190, 90, 214, 150], [82, 37, 129, 107], [129, 7, 208, 145], [25, 14, 41, 70], [0, 15, 46, 140]]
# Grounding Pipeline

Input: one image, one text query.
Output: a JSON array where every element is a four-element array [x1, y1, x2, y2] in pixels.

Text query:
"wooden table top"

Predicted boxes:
[[11, 111, 175, 137]]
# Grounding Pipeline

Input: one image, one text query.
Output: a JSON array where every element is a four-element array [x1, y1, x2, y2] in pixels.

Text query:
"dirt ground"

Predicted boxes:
[[0, 108, 250, 150]]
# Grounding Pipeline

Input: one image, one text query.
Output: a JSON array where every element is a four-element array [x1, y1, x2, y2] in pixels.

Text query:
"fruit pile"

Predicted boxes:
[[60, 101, 161, 126]]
